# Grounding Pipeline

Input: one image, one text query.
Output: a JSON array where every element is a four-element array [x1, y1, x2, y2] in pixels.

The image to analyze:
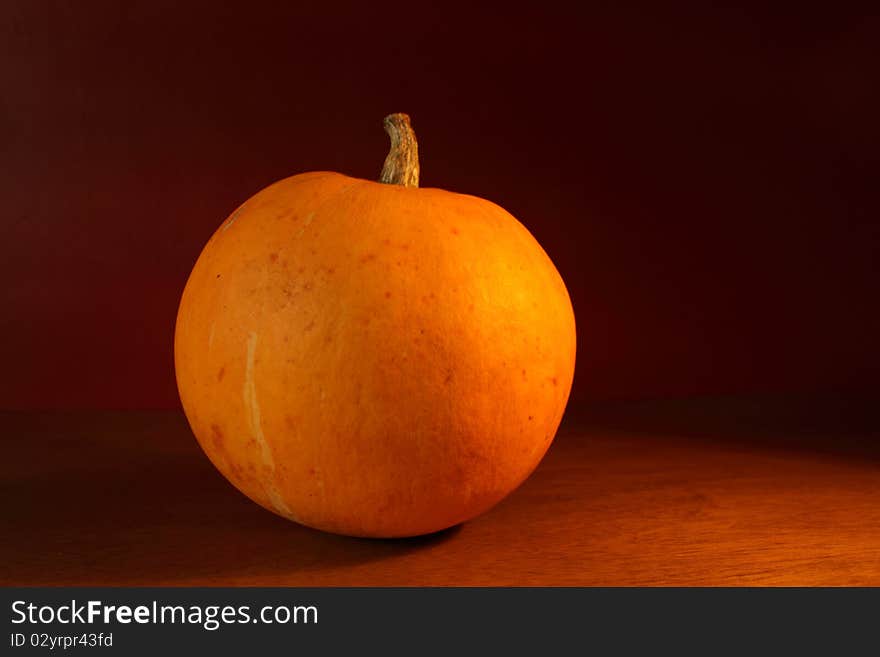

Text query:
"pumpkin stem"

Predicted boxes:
[[379, 113, 420, 188]]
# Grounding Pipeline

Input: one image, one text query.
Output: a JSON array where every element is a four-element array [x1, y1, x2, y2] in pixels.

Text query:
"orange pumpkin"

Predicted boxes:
[[174, 114, 576, 537]]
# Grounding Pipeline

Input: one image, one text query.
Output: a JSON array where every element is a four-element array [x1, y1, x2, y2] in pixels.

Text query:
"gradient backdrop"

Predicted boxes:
[[2, 1, 878, 409]]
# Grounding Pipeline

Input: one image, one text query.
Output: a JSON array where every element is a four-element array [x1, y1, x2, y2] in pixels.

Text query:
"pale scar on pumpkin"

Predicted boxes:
[[244, 332, 294, 519], [294, 211, 316, 238], [221, 205, 245, 232], [208, 323, 215, 349]]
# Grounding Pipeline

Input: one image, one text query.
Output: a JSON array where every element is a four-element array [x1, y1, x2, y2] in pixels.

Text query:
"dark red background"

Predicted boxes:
[[2, 1, 878, 409]]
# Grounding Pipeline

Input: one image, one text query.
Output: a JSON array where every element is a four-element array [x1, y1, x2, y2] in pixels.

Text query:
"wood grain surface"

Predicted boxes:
[[3, 395, 880, 586]]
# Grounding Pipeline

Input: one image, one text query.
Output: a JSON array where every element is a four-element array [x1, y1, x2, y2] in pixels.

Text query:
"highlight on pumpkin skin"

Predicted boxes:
[[174, 113, 576, 538]]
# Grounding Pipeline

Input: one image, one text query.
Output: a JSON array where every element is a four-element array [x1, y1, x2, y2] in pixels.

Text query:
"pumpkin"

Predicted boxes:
[[174, 114, 576, 538]]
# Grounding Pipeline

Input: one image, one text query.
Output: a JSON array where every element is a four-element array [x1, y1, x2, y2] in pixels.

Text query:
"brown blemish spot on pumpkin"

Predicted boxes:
[[551, 377, 558, 386], [297, 266, 306, 274], [528, 415, 534, 421], [304, 320, 315, 332], [384, 291, 392, 299], [326, 267, 335, 275], [285, 415, 296, 430], [396, 260, 402, 266], [522, 369, 527, 379], [399, 243, 410, 250], [444, 370, 453, 384], [360, 253, 377, 264], [382, 238, 391, 246], [217, 367, 226, 382], [210, 424, 224, 449], [269, 252, 279, 263], [451, 227, 460, 235], [302, 281, 313, 291]]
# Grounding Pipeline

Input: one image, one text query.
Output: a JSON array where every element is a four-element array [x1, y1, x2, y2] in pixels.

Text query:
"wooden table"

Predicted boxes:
[[3, 395, 879, 586]]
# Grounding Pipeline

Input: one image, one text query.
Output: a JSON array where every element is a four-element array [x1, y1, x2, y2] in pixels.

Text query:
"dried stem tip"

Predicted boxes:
[[379, 113, 420, 188]]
